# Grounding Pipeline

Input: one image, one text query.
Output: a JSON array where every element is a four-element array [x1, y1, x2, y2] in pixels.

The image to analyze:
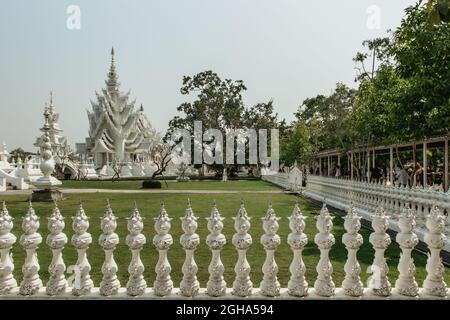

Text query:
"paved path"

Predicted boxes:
[[2, 188, 285, 195]]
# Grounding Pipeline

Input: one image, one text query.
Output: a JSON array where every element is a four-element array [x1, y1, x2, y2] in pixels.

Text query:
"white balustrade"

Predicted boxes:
[[0, 202, 17, 294], [19, 201, 42, 295], [232, 201, 253, 297], [314, 204, 335, 297], [260, 203, 281, 297], [179, 200, 200, 297], [46, 201, 68, 296], [126, 203, 146, 296], [153, 203, 173, 296], [342, 204, 364, 297], [287, 202, 308, 297], [71, 203, 93, 296], [0, 199, 448, 300], [99, 200, 120, 296], [368, 206, 391, 297], [395, 205, 419, 297]]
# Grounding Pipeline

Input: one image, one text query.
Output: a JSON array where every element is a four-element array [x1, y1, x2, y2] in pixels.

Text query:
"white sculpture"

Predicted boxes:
[[46, 201, 68, 296], [395, 205, 419, 297], [314, 204, 335, 297], [99, 200, 120, 296], [232, 201, 253, 297], [287, 202, 308, 297], [423, 205, 448, 297], [368, 205, 391, 297], [342, 204, 364, 297], [0, 202, 17, 294], [71, 203, 93, 296], [206, 203, 226, 297], [19, 201, 43, 295], [259, 203, 281, 297], [153, 203, 174, 296], [179, 200, 200, 297], [126, 203, 147, 296]]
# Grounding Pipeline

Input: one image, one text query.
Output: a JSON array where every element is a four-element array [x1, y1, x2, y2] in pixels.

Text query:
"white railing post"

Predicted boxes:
[[126, 203, 146, 296], [206, 203, 227, 297], [260, 202, 281, 297], [19, 201, 42, 296], [0, 202, 17, 294], [342, 204, 363, 297], [179, 200, 200, 297], [368, 206, 391, 297], [287, 202, 308, 297], [99, 200, 120, 296], [232, 201, 253, 297], [395, 205, 419, 297], [71, 202, 93, 296], [153, 203, 173, 296], [46, 201, 68, 296], [423, 205, 448, 297], [314, 204, 335, 297]]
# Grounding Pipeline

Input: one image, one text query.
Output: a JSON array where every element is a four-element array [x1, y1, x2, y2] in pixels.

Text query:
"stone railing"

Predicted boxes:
[[262, 173, 290, 189], [0, 200, 448, 300], [304, 175, 450, 252]]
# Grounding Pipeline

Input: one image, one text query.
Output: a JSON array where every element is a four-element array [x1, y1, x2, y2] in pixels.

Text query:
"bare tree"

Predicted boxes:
[[150, 143, 172, 181]]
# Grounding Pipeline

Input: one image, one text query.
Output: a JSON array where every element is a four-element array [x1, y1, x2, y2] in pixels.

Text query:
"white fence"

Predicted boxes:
[[303, 175, 450, 252], [0, 200, 448, 299]]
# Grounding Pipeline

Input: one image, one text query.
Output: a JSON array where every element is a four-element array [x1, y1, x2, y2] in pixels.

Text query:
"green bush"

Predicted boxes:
[[142, 180, 162, 189]]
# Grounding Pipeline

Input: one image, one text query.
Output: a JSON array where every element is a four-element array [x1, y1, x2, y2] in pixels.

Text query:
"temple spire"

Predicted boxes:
[[106, 47, 120, 94]]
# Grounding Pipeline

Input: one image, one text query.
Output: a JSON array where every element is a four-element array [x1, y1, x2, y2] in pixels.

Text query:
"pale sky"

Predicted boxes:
[[0, 0, 415, 151]]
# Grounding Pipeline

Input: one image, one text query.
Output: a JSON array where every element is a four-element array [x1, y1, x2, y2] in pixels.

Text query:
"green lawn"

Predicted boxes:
[[1, 191, 448, 288], [61, 179, 280, 191]]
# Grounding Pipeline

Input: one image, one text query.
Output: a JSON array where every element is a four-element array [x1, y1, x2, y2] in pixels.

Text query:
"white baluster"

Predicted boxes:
[[179, 200, 200, 297], [0, 202, 17, 294], [232, 201, 253, 297], [126, 203, 146, 296], [314, 204, 335, 297], [260, 202, 281, 297], [99, 200, 120, 296], [287, 202, 308, 297], [153, 203, 173, 296], [71, 202, 93, 296], [395, 205, 419, 296], [46, 201, 68, 296], [423, 205, 448, 297], [19, 201, 43, 295], [342, 204, 363, 297], [368, 206, 391, 296], [206, 203, 227, 297]]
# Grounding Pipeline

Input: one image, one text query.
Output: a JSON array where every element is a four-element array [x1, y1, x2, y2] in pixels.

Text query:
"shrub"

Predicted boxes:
[[142, 180, 162, 189]]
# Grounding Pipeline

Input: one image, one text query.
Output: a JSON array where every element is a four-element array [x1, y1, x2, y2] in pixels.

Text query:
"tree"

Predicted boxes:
[[10, 148, 33, 163], [280, 120, 314, 166], [150, 142, 172, 180]]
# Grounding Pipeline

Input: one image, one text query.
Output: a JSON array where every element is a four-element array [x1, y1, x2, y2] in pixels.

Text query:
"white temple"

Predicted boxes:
[[76, 48, 161, 169]]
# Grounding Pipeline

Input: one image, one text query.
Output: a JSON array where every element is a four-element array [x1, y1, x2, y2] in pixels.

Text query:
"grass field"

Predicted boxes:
[[1, 182, 448, 288], [61, 179, 280, 191]]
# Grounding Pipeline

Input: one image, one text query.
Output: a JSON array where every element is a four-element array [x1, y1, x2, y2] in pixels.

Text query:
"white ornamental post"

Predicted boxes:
[[179, 200, 200, 297], [423, 205, 448, 297], [368, 205, 391, 297], [342, 204, 364, 297], [287, 202, 308, 297], [0, 202, 17, 294], [153, 203, 173, 296], [314, 204, 335, 297], [394, 205, 419, 296], [126, 203, 146, 296], [99, 200, 120, 296], [71, 202, 93, 296], [260, 202, 281, 297], [206, 203, 227, 297], [19, 201, 43, 295], [46, 201, 68, 296], [232, 201, 253, 297]]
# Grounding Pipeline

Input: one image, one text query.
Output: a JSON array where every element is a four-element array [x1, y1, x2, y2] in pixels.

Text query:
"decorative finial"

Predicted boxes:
[[111, 46, 115, 56]]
